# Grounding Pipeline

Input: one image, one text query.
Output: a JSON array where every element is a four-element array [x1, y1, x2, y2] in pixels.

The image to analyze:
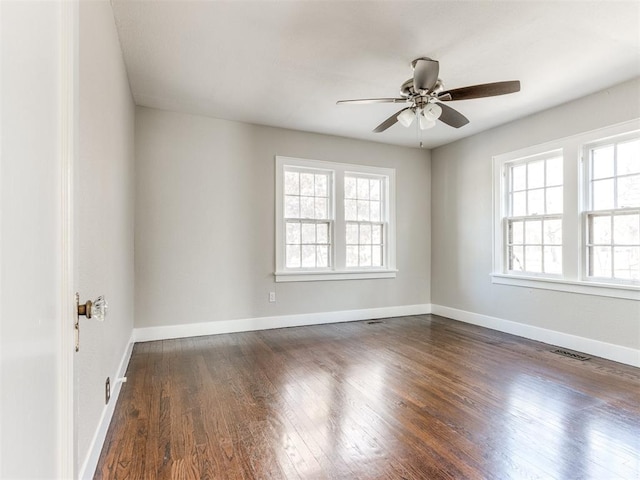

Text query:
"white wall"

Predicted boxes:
[[76, 1, 135, 476], [135, 107, 430, 330], [431, 78, 640, 354], [0, 1, 70, 477]]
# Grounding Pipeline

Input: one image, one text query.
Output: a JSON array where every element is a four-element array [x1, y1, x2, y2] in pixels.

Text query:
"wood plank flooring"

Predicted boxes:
[[95, 315, 640, 479]]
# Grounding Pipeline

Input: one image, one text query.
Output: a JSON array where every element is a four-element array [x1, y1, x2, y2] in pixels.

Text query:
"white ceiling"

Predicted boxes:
[[111, 0, 640, 149]]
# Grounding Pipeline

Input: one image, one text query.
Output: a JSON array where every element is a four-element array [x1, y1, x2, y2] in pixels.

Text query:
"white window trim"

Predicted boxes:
[[275, 156, 397, 282], [503, 149, 564, 275], [492, 119, 640, 300]]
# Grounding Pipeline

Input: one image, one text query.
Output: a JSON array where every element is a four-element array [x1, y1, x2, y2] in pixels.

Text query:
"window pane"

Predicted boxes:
[[617, 140, 640, 175], [359, 224, 372, 244], [372, 225, 382, 244], [285, 195, 300, 217], [357, 200, 370, 221], [301, 245, 316, 267], [544, 246, 562, 274], [527, 161, 544, 189], [300, 196, 315, 218], [525, 246, 542, 272], [345, 199, 357, 221], [286, 245, 301, 268], [512, 192, 526, 216], [614, 247, 640, 280], [344, 177, 357, 199], [315, 174, 327, 197], [510, 220, 524, 244], [346, 246, 358, 267], [370, 201, 381, 222], [546, 157, 563, 186], [316, 246, 328, 268], [546, 186, 562, 214], [357, 178, 370, 199], [300, 173, 314, 196], [527, 189, 544, 215], [543, 219, 562, 245], [370, 180, 381, 200], [286, 222, 300, 244], [591, 246, 612, 277], [525, 220, 542, 244], [316, 223, 329, 244], [592, 179, 614, 210], [510, 246, 524, 271], [591, 215, 611, 244], [301, 223, 316, 244], [617, 174, 640, 208], [359, 245, 371, 266], [592, 145, 614, 179], [314, 197, 328, 219], [284, 171, 299, 195], [346, 223, 358, 244], [613, 214, 640, 245], [512, 164, 526, 191], [372, 246, 382, 266]]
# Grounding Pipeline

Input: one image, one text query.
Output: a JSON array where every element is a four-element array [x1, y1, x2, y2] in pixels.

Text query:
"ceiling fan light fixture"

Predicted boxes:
[[397, 108, 416, 127], [419, 112, 436, 130], [423, 103, 443, 121]]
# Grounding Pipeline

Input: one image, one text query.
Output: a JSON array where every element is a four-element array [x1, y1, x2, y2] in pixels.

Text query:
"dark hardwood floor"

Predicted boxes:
[[95, 315, 640, 479]]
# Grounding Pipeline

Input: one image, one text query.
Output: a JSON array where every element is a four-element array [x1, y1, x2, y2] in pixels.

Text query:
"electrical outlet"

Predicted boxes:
[[105, 377, 111, 404], [269, 291, 276, 303]]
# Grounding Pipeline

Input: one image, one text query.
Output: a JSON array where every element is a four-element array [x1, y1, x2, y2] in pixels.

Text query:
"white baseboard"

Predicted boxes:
[[133, 304, 433, 343], [431, 304, 640, 368], [79, 335, 135, 480]]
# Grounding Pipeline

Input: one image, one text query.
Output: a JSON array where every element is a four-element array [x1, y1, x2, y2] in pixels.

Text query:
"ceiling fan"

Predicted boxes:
[[337, 57, 521, 133]]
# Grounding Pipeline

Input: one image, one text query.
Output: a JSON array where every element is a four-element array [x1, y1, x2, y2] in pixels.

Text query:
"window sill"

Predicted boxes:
[[491, 273, 639, 301], [275, 269, 398, 283]]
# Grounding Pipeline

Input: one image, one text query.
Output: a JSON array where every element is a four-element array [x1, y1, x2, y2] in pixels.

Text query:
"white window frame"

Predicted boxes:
[[492, 119, 640, 301], [503, 150, 564, 277], [275, 156, 396, 282], [583, 132, 640, 284], [281, 164, 334, 271], [344, 171, 388, 269]]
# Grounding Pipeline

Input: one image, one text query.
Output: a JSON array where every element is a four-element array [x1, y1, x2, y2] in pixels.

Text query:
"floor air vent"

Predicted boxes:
[[552, 349, 591, 361], [367, 320, 384, 325]]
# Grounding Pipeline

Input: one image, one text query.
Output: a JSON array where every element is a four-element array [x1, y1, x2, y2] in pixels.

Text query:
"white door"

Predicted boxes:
[[0, 1, 75, 478]]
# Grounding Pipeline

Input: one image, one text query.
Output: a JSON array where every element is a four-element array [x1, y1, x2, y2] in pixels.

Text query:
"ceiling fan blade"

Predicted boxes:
[[439, 80, 521, 101], [373, 107, 409, 133], [413, 58, 439, 92], [436, 102, 469, 128], [337, 98, 408, 105]]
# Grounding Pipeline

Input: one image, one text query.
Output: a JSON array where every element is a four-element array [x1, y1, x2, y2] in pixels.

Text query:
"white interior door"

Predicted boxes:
[[0, 1, 76, 478]]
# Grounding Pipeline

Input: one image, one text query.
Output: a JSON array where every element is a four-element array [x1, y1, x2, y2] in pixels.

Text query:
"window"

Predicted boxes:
[[345, 175, 385, 268], [505, 153, 563, 275], [276, 156, 396, 282], [493, 119, 640, 300], [585, 136, 640, 282], [283, 168, 332, 269]]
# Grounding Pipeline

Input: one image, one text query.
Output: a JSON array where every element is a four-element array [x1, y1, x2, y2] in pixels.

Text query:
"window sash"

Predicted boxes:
[[284, 220, 333, 270], [505, 214, 563, 275], [506, 153, 564, 217], [585, 209, 640, 281], [587, 138, 640, 211], [345, 221, 386, 268]]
